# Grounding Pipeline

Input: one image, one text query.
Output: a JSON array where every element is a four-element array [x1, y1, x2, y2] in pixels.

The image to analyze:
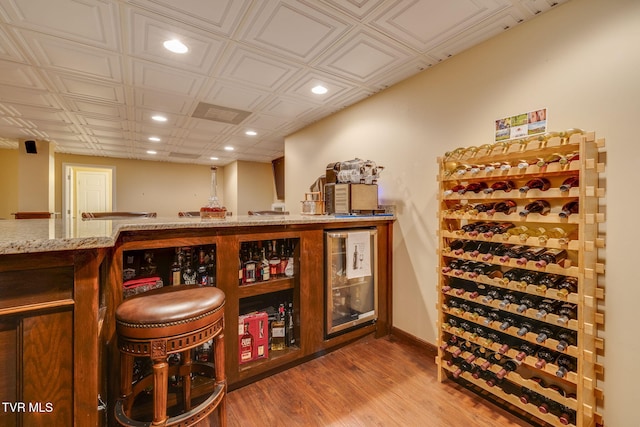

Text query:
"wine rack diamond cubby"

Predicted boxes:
[[436, 130, 605, 427]]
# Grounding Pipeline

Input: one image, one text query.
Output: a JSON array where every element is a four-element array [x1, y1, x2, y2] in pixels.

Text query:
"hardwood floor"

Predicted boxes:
[[221, 336, 535, 427]]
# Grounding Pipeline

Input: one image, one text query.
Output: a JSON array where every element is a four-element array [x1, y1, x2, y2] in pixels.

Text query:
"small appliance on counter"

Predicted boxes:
[[323, 158, 384, 215]]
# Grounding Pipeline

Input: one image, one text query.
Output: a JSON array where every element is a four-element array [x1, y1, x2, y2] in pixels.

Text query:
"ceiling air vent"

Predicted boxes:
[[169, 152, 200, 159], [191, 102, 251, 125]]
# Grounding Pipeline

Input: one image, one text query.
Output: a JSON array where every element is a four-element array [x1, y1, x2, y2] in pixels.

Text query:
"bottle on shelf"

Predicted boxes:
[[516, 320, 535, 337], [516, 295, 538, 314], [555, 354, 577, 378], [519, 178, 551, 193], [170, 248, 184, 286], [243, 247, 258, 284], [518, 270, 542, 291], [445, 239, 466, 253], [536, 326, 555, 344], [239, 322, 254, 363], [206, 246, 216, 286], [481, 289, 503, 304], [469, 202, 496, 215], [269, 240, 280, 278], [487, 200, 518, 216], [285, 240, 295, 277], [556, 331, 577, 352], [520, 387, 543, 406], [559, 176, 579, 192], [469, 263, 503, 279], [556, 276, 578, 298], [484, 180, 516, 194], [440, 335, 459, 351], [501, 268, 523, 284], [517, 158, 543, 169], [538, 227, 570, 244], [536, 153, 568, 167], [196, 247, 209, 286], [499, 315, 517, 331], [559, 200, 580, 218], [182, 258, 197, 285], [260, 246, 270, 281], [518, 226, 548, 241], [482, 222, 515, 239], [443, 184, 467, 196], [558, 406, 577, 426], [469, 306, 487, 322], [516, 247, 547, 265], [459, 182, 488, 194], [480, 351, 503, 371], [501, 225, 530, 240], [483, 308, 502, 326], [519, 200, 551, 217], [271, 304, 286, 351], [499, 245, 527, 263], [534, 347, 556, 369], [286, 301, 295, 347], [556, 302, 577, 326], [515, 342, 538, 361], [481, 243, 512, 261], [535, 298, 561, 320], [496, 359, 519, 379], [535, 273, 563, 294], [535, 249, 568, 268]]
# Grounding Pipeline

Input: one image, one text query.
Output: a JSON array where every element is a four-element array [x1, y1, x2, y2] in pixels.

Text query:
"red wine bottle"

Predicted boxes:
[[555, 354, 577, 378], [535, 347, 556, 369], [443, 184, 466, 196], [559, 200, 579, 218], [496, 359, 519, 379], [519, 200, 551, 216], [519, 177, 551, 193], [559, 176, 579, 192], [535, 298, 561, 320], [516, 295, 538, 314], [556, 276, 578, 298], [516, 247, 547, 265], [482, 222, 515, 238], [556, 331, 577, 352], [556, 302, 578, 326], [487, 200, 517, 216], [484, 180, 516, 194], [535, 249, 568, 268], [460, 182, 488, 194], [515, 342, 538, 361]]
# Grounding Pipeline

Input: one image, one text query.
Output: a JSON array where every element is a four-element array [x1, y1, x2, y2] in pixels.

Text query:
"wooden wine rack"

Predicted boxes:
[[435, 131, 605, 427]]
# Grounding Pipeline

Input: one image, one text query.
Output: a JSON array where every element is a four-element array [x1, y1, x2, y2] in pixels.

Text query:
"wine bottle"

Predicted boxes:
[[469, 306, 487, 321], [555, 355, 577, 378], [559, 200, 579, 218], [499, 245, 527, 263], [470, 263, 502, 279], [556, 276, 578, 298], [536, 153, 569, 167], [482, 243, 512, 261], [556, 331, 577, 352], [538, 227, 570, 244], [535, 347, 556, 369], [559, 176, 579, 192], [535, 249, 568, 268], [499, 315, 517, 331], [558, 406, 576, 426], [520, 387, 543, 406], [516, 295, 538, 314], [499, 292, 519, 310], [519, 200, 551, 216], [518, 270, 542, 290], [556, 302, 577, 326], [483, 308, 502, 326], [445, 239, 465, 252], [487, 200, 517, 216], [440, 335, 459, 351], [516, 320, 535, 337], [469, 241, 496, 258], [484, 180, 516, 194], [459, 222, 482, 234], [496, 359, 519, 379], [515, 342, 538, 361], [516, 247, 547, 265], [518, 226, 548, 241], [517, 158, 543, 169], [480, 351, 503, 371], [482, 222, 515, 238], [481, 289, 502, 304], [536, 326, 555, 343], [519, 177, 551, 193], [443, 184, 466, 196], [469, 202, 496, 215], [459, 182, 488, 194], [196, 247, 209, 286], [535, 298, 561, 320], [501, 268, 522, 284], [535, 273, 563, 294], [501, 225, 529, 240]]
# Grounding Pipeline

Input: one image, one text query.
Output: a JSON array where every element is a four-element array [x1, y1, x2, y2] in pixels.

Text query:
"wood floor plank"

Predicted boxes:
[[218, 336, 535, 427]]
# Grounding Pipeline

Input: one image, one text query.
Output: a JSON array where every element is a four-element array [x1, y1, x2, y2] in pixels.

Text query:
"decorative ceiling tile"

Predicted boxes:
[[131, 59, 206, 96]]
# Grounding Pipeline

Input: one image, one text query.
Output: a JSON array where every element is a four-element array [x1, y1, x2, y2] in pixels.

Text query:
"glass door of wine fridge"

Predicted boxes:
[[325, 228, 378, 338]]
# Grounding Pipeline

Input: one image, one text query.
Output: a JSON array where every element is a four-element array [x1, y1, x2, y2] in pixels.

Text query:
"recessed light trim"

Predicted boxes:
[[148, 136, 161, 142], [311, 85, 328, 95], [224, 146, 234, 151], [163, 39, 188, 54], [210, 156, 219, 160], [245, 130, 257, 136], [146, 150, 157, 155], [151, 115, 168, 122]]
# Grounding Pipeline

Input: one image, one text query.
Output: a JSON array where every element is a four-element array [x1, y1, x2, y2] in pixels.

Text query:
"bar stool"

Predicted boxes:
[[114, 285, 226, 427]]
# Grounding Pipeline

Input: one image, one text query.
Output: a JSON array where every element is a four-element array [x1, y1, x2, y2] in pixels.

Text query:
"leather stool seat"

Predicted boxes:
[[114, 285, 226, 427]]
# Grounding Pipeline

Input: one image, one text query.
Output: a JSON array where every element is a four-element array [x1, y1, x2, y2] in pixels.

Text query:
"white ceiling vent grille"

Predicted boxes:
[[169, 152, 200, 159], [191, 102, 252, 125]]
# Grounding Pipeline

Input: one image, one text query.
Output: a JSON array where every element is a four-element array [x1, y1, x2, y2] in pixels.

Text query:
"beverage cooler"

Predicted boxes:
[[325, 228, 378, 338]]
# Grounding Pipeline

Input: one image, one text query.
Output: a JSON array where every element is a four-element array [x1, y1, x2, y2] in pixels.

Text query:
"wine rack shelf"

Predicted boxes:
[[436, 131, 605, 427]]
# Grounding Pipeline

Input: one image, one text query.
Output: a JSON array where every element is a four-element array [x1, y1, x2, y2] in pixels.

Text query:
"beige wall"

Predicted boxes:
[[0, 149, 19, 219], [285, 0, 639, 424], [237, 161, 277, 215]]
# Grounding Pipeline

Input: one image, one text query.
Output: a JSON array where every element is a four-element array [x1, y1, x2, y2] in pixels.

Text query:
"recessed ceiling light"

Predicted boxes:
[[311, 85, 328, 95], [210, 156, 219, 160], [163, 39, 188, 54], [224, 146, 234, 151], [151, 115, 168, 122], [245, 130, 257, 136], [146, 150, 157, 155], [148, 136, 161, 142]]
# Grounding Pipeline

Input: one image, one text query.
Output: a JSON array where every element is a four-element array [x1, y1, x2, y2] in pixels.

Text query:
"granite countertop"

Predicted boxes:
[[0, 214, 395, 255]]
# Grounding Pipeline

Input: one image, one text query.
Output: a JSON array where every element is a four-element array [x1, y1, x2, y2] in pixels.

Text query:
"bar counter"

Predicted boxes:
[[0, 213, 394, 255], [0, 213, 394, 427]]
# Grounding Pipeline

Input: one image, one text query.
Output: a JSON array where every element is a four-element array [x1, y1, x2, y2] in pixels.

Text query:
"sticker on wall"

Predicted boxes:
[[495, 108, 547, 142]]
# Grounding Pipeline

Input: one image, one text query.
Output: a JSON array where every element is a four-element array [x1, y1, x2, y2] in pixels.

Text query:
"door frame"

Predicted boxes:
[[62, 163, 116, 220]]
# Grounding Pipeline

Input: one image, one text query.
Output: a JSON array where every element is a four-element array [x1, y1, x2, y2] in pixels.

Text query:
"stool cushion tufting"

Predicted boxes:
[[116, 285, 225, 340]]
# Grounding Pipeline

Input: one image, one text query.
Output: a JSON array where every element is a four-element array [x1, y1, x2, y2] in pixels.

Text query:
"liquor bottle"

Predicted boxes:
[[496, 359, 519, 379], [443, 184, 466, 196], [182, 259, 197, 285], [238, 252, 243, 286], [487, 200, 518, 216], [482, 222, 515, 238], [286, 302, 296, 347], [240, 322, 254, 363], [535, 249, 568, 268], [196, 247, 209, 286], [484, 180, 516, 194], [559, 176, 579, 192], [559, 200, 579, 218], [459, 181, 488, 194], [271, 304, 286, 351], [539, 227, 570, 244], [556, 302, 577, 326], [516, 295, 538, 314], [519, 177, 551, 193], [555, 355, 577, 378], [556, 331, 577, 352], [269, 240, 280, 277], [243, 247, 257, 284], [260, 247, 270, 281], [206, 247, 216, 286], [535, 348, 556, 369], [516, 247, 547, 265], [519, 200, 551, 216], [535, 273, 563, 294], [535, 298, 561, 320], [285, 240, 295, 278], [556, 277, 578, 298], [170, 248, 183, 286], [279, 242, 288, 277]]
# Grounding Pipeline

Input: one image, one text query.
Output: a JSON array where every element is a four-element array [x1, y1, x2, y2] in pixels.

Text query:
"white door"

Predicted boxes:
[[76, 170, 111, 217]]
